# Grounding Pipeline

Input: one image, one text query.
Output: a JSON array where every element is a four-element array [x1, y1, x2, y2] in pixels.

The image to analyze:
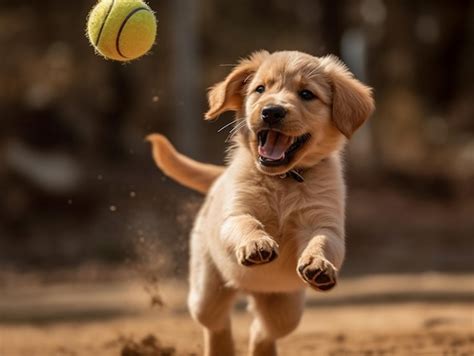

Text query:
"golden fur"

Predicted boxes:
[[148, 50, 374, 356]]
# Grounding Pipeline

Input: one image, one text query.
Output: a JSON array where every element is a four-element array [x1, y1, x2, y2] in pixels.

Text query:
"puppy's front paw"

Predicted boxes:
[[236, 237, 279, 267], [297, 256, 337, 291]]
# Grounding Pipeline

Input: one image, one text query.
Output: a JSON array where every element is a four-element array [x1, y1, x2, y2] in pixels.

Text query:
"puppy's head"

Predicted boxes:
[[206, 51, 375, 175]]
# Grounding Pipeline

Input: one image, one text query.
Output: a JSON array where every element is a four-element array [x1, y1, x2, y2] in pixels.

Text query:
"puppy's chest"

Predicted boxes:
[[254, 186, 314, 238]]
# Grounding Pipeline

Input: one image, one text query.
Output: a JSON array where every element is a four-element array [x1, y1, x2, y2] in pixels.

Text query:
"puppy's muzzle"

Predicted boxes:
[[261, 105, 287, 125]]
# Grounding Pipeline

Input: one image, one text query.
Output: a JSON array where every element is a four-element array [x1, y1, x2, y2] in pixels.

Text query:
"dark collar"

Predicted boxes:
[[279, 169, 305, 183]]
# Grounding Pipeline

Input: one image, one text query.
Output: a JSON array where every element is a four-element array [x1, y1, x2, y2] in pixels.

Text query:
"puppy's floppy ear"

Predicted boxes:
[[321, 55, 375, 138], [205, 50, 269, 120]]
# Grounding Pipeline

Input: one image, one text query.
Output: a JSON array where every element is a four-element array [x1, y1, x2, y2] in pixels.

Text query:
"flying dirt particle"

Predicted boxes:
[[144, 284, 164, 308], [130, 191, 136, 198], [120, 334, 175, 356], [110, 205, 117, 212], [131, 235, 168, 308], [152, 96, 160, 103]]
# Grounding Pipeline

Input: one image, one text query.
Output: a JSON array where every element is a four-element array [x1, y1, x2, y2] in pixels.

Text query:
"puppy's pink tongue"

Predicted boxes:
[[258, 131, 292, 161]]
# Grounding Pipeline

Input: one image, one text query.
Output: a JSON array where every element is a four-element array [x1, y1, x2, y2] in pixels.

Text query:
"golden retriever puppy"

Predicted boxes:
[[148, 50, 374, 356]]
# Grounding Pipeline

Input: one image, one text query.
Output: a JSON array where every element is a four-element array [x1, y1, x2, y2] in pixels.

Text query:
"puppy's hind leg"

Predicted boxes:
[[247, 290, 305, 356], [188, 234, 237, 356]]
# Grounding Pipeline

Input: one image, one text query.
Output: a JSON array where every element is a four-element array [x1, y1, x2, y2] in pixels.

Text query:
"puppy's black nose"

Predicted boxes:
[[261, 105, 286, 125]]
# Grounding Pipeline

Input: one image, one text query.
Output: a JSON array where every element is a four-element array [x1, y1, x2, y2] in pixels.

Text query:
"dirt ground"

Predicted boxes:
[[0, 272, 473, 356]]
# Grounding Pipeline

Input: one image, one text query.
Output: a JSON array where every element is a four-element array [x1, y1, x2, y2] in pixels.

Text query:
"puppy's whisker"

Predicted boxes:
[[226, 128, 241, 141], [229, 123, 243, 134], [229, 120, 246, 134], [218, 119, 239, 133], [226, 120, 247, 142]]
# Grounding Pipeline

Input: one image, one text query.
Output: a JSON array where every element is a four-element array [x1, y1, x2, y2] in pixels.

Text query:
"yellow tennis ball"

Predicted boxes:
[[87, 0, 157, 61]]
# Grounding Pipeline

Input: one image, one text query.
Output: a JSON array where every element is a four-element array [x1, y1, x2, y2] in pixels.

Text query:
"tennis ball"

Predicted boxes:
[[87, 0, 157, 61]]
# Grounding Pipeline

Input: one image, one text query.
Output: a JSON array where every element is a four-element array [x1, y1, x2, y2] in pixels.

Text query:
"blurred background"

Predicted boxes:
[[1, 0, 472, 275], [0, 1, 473, 355]]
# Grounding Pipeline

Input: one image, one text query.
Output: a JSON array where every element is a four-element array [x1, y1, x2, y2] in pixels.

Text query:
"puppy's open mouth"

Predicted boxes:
[[257, 130, 311, 167]]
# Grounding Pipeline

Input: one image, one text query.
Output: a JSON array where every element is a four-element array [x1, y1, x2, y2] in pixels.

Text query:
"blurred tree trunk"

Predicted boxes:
[[320, 0, 344, 56], [171, 0, 202, 156]]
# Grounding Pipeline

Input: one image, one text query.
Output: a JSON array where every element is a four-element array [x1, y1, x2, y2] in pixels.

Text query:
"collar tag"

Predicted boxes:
[[279, 169, 304, 183]]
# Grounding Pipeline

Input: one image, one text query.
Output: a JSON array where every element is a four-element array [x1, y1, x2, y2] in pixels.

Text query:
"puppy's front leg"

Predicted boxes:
[[297, 227, 345, 291], [221, 214, 279, 267]]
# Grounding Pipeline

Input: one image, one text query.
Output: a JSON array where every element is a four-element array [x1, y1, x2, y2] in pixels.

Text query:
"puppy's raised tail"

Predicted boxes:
[[146, 134, 225, 194]]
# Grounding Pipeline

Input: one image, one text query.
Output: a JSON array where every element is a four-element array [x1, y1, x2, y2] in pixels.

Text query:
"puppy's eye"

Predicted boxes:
[[299, 89, 316, 101], [255, 85, 265, 94]]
